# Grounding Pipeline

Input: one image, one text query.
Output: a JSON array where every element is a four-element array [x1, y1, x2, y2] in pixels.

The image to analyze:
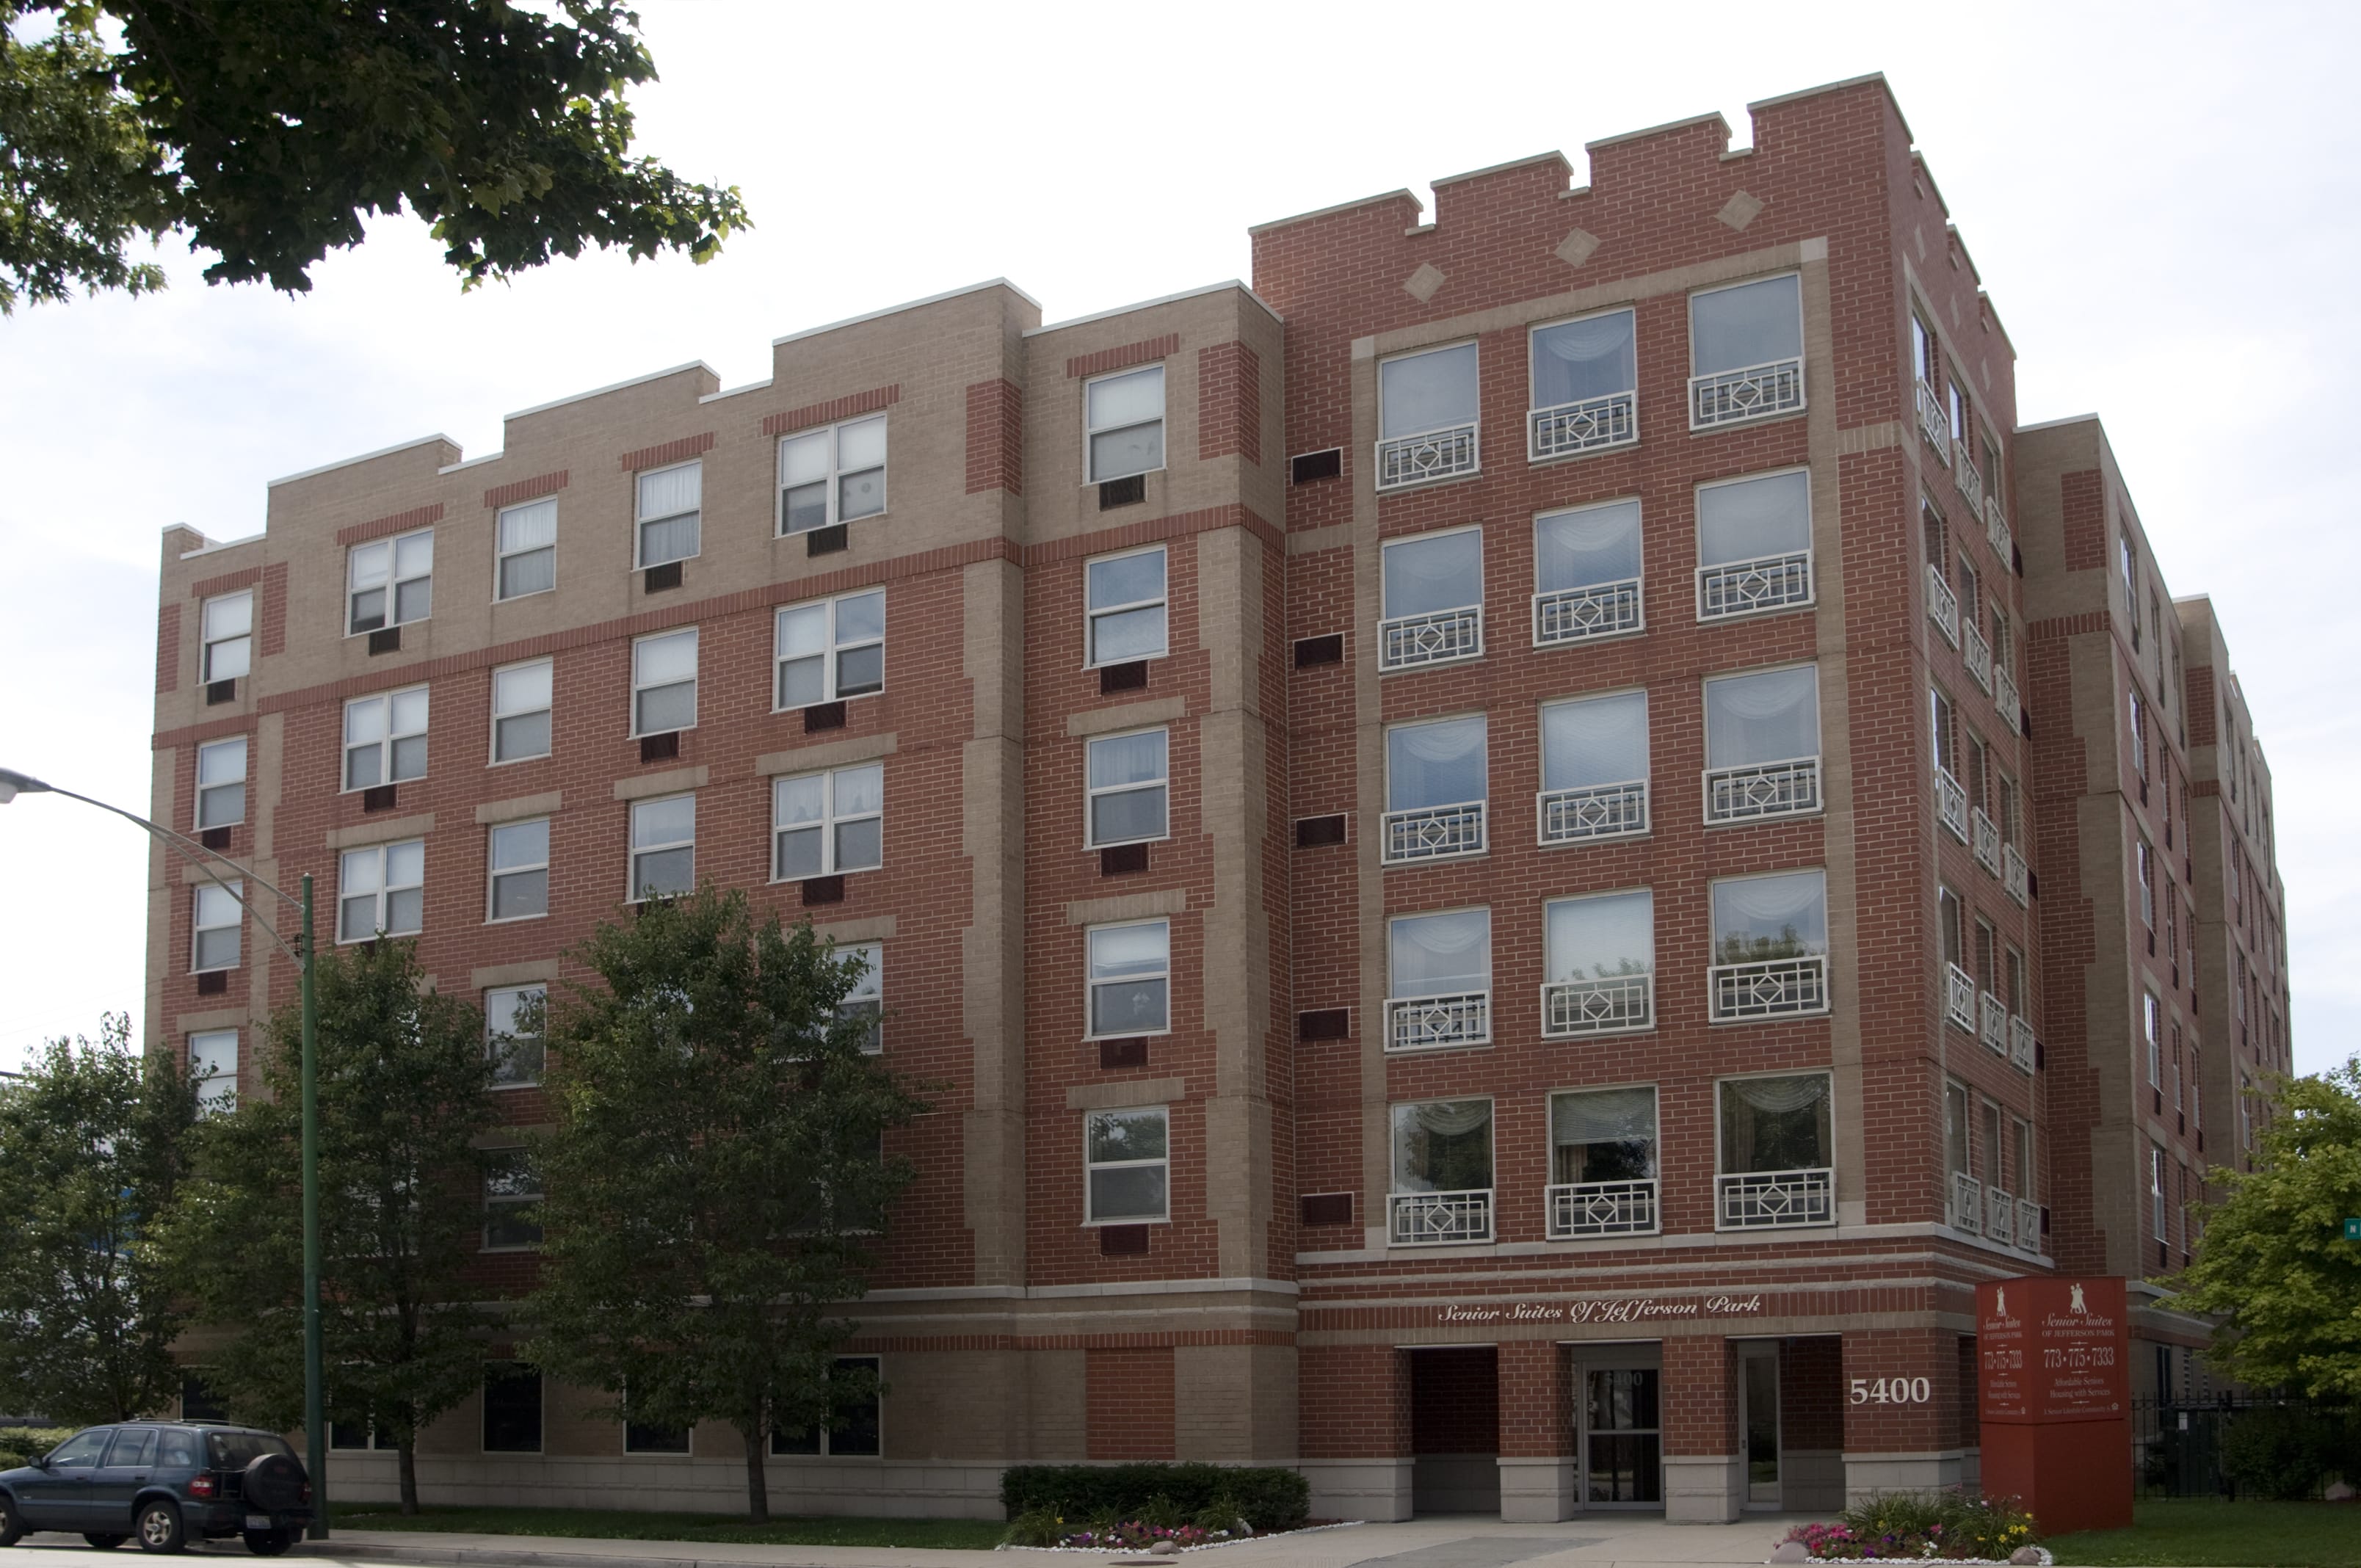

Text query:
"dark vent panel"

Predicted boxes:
[[200, 827, 232, 852], [800, 875, 845, 907], [806, 524, 849, 556], [360, 784, 397, 813], [803, 701, 846, 733], [366, 626, 402, 656], [639, 731, 680, 764], [1291, 449, 1343, 485], [206, 679, 237, 705], [643, 561, 683, 592], [1098, 1037, 1148, 1070], [1297, 1007, 1350, 1041], [1294, 634, 1343, 669], [1300, 1193, 1354, 1227], [1099, 474, 1146, 510], [195, 970, 229, 996], [1099, 660, 1148, 694], [1098, 1224, 1150, 1256], [1294, 814, 1346, 849]]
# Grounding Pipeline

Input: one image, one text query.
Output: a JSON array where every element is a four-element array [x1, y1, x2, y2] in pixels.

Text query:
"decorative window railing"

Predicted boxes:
[[2016, 1198, 2042, 1253], [1698, 551, 1812, 620], [2002, 845, 2030, 908], [1971, 807, 2003, 876], [1945, 962, 1979, 1031], [1917, 381, 1951, 456], [1541, 973, 1654, 1037], [1709, 955, 1829, 1021], [1994, 666, 2022, 734], [1538, 780, 1649, 844], [1954, 444, 1984, 514], [1390, 1188, 1493, 1246], [2009, 1016, 2037, 1074], [1951, 1169, 1984, 1234], [1529, 393, 1636, 460], [1987, 1186, 2014, 1246], [1981, 992, 2010, 1055], [1377, 422, 1479, 491], [1382, 800, 1487, 865], [1385, 991, 1490, 1052], [1534, 579, 1642, 645], [1986, 496, 2014, 564], [1926, 564, 1960, 646], [1548, 1177, 1658, 1238], [1716, 1167, 1834, 1230], [1963, 622, 1993, 693], [1691, 357, 1804, 429], [1379, 605, 1481, 671], [1935, 766, 1970, 843], [1705, 755, 1821, 824]]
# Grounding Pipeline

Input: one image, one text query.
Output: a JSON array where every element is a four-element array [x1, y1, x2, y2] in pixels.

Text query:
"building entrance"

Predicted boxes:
[[1407, 1346, 1499, 1515], [1572, 1343, 1663, 1509], [1739, 1342, 1781, 1508]]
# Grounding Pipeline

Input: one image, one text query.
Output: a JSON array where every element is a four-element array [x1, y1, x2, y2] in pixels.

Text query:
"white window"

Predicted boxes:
[[2144, 992, 2163, 1086], [490, 658, 553, 763], [202, 592, 253, 682], [778, 415, 887, 534], [1384, 715, 1487, 862], [838, 944, 882, 1053], [1087, 920, 1169, 1038], [1379, 527, 1484, 668], [486, 984, 545, 1088], [1086, 546, 1167, 666], [1086, 365, 1164, 483], [1377, 342, 1481, 489], [2150, 1144, 2166, 1241], [192, 882, 242, 972], [338, 840, 424, 942], [772, 763, 884, 880], [769, 1357, 881, 1456], [482, 1149, 543, 1251], [1708, 870, 1829, 1020], [348, 529, 433, 634], [1387, 908, 1492, 1050], [1390, 1100, 1494, 1235], [195, 737, 247, 829], [1533, 500, 1642, 643], [1697, 469, 1813, 617], [344, 686, 429, 790], [1084, 1106, 1169, 1223], [487, 819, 550, 922], [628, 794, 694, 901], [1543, 889, 1655, 1037], [1539, 692, 1648, 841], [1689, 274, 1804, 427], [1086, 730, 1168, 848], [631, 628, 697, 736], [2136, 838, 2155, 930], [635, 462, 701, 568], [495, 499, 556, 600], [1528, 309, 1637, 457], [1718, 1073, 1834, 1177], [1704, 664, 1822, 821], [1551, 1086, 1658, 1197], [189, 1030, 238, 1113], [775, 589, 885, 709]]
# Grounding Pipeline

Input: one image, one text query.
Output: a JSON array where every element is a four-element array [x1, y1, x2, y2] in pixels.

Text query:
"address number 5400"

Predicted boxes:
[[1850, 1376, 1933, 1404]]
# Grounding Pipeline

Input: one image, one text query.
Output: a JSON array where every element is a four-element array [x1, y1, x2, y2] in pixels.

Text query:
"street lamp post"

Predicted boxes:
[[1, 766, 330, 1541]]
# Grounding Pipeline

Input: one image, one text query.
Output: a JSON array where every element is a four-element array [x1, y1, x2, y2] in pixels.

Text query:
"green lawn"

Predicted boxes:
[[328, 1503, 1007, 1550], [2048, 1498, 2361, 1567]]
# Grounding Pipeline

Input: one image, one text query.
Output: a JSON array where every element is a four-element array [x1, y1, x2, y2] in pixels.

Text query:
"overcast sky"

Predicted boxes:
[[1, 0, 2351, 1078]]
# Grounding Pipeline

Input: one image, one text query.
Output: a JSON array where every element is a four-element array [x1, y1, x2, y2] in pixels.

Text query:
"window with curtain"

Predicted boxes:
[[1690, 275, 1802, 374], [192, 882, 242, 972], [1531, 311, 1636, 408], [1546, 890, 1653, 984], [1542, 692, 1647, 791], [776, 589, 886, 708], [1390, 1099, 1493, 1192], [189, 1030, 237, 1112], [1938, 886, 1964, 968], [1930, 686, 1957, 774], [628, 794, 694, 901], [1535, 501, 1641, 595], [1710, 871, 1826, 965], [1981, 1101, 2004, 1188], [492, 658, 554, 762], [1387, 716, 1487, 812], [2012, 1117, 2034, 1198], [348, 529, 433, 633], [1697, 470, 1810, 567], [635, 462, 701, 568], [772, 763, 885, 879], [1382, 529, 1482, 620], [344, 686, 429, 789], [487, 818, 550, 921], [496, 499, 556, 600], [1088, 921, 1169, 1037], [1380, 343, 1479, 440], [1389, 909, 1490, 999], [779, 415, 887, 533], [1718, 1074, 1831, 1175], [1945, 1081, 1970, 1176], [338, 839, 424, 942], [1705, 666, 1818, 769], [1551, 1086, 1657, 1184], [631, 629, 697, 736], [838, 944, 883, 1053]]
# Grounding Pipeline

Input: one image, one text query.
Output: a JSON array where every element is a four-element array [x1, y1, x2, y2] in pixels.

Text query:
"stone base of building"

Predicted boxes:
[[1664, 1454, 1743, 1523], [322, 1451, 1007, 1520], [1841, 1449, 1973, 1507], [1300, 1458, 1412, 1522], [1496, 1456, 1577, 1522]]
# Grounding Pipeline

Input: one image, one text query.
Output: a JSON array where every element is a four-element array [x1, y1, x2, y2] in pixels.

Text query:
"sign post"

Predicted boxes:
[[1976, 1277, 2133, 1535]]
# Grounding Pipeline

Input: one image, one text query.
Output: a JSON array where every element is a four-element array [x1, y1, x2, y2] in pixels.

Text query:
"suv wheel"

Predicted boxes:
[[85, 1533, 129, 1549], [134, 1500, 185, 1554], [0, 1494, 25, 1549], [242, 1528, 294, 1557]]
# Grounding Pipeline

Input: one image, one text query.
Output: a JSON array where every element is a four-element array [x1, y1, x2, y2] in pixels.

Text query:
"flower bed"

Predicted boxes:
[[1775, 1491, 2045, 1562]]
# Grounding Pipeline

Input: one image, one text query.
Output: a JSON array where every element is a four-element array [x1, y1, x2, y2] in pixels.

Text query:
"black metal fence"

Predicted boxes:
[[2134, 1394, 2358, 1500]]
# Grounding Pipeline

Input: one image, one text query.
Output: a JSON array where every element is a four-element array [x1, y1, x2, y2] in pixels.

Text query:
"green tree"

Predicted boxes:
[[0, 0, 748, 312], [527, 889, 928, 1522], [155, 939, 497, 1511], [0, 1013, 198, 1423], [2173, 1055, 2361, 1399]]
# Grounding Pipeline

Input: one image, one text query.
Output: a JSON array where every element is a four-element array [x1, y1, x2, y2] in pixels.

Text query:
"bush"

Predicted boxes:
[[1799, 1489, 2039, 1560], [1001, 1509, 1066, 1547], [2222, 1404, 2357, 1501], [1000, 1463, 1310, 1531], [0, 1427, 73, 1470]]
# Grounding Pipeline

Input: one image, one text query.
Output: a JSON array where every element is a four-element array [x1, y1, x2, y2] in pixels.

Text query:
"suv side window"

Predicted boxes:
[[104, 1429, 156, 1466], [158, 1430, 201, 1468], [48, 1429, 112, 1468]]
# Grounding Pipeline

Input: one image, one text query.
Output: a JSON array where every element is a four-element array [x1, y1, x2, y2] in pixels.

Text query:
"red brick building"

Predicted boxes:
[[144, 73, 2285, 1522]]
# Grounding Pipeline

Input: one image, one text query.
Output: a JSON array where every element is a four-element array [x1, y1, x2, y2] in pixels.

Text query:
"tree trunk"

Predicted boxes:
[[742, 1415, 769, 1523], [398, 1440, 418, 1514]]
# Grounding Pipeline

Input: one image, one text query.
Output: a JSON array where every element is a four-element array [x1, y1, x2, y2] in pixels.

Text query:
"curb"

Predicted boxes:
[[293, 1546, 851, 1568]]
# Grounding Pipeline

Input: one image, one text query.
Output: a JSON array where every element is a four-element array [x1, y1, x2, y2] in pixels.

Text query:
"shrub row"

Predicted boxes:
[[999, 1463, 1310, 1531], [0, 1428, 74, 1472]]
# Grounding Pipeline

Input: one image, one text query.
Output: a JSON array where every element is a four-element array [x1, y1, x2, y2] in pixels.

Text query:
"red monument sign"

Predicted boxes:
[[1976, 1276, 2133, 1534]]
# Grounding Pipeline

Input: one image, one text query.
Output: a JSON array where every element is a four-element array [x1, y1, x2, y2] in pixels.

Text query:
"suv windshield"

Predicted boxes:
[[206, 1431, 294, 1468]]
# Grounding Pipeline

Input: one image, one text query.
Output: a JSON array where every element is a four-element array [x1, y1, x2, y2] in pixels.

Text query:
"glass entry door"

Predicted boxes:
[[1739, 1343, 1781, 1507], [1582, 1366, 1662, 1506]]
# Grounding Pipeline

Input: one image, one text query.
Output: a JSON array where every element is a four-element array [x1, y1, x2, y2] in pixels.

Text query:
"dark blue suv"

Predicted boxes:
[[0, 1424, 311, 1555]]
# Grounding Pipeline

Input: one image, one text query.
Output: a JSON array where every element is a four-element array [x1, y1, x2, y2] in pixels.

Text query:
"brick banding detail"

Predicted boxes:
[[260, 562, 289, 657], [963, 379, 1023, 496], [153, 603, 181, 694], [1065, 333, 1179, 380], [1197, 341, 1262, 465], [1021, 503, 1282, 568], [189, 565, 261, 600], [334, 503, 443, 548], [617, 432, 715, 472], [762, 384, 900, 438], [483, 470, 569, 511]]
